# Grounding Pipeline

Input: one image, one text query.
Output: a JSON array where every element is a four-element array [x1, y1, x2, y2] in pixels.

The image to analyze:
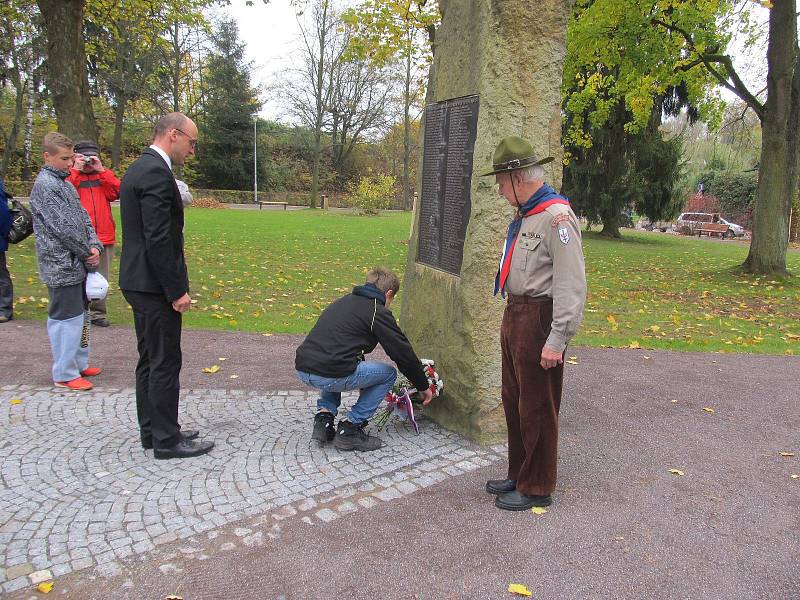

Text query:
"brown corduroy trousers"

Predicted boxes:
[[500, 295, 564, 496]]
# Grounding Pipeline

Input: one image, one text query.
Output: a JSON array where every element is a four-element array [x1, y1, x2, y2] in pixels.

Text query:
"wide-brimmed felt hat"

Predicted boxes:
[[73, 140, 100, 157], [480, 135, 554, 176]]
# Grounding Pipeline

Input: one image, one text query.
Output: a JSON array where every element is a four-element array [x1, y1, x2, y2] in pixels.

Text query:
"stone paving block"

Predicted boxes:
[[395, 481, 419, 495], [336, 501, 357, 514], [297, 498, 317, 512], [5, 563, 34, 579], [1, 385, 480, 585], [357, 497, 379, 509], [242, 532, 264, 547], [28, 568, 52, 584], [3, 576, 28, 593], [455, 460, 480, 472], [95, 560, 122, 578], [51, 563, 71, 578], [315, 509, 338, 523], [153, 532, 178, 545], [373, 487, 403, 502], [71, 557, 94, 572]]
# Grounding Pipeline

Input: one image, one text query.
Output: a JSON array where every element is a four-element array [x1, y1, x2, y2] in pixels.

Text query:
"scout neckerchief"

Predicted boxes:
[[494, 183, 570, 297]]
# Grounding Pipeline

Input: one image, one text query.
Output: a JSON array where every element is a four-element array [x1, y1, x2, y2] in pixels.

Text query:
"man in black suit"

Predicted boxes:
[[119, 112, 214, 459]]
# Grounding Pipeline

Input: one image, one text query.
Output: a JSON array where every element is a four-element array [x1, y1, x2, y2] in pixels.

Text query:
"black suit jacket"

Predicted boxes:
[[119, 148, 189, 301]]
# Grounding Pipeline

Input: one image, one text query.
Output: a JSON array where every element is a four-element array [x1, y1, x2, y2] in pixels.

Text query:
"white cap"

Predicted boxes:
[[85, 272, 109, 301]]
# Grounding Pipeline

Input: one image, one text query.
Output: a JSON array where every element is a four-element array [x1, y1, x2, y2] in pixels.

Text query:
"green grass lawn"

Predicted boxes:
[[6, 208, 799, 354]]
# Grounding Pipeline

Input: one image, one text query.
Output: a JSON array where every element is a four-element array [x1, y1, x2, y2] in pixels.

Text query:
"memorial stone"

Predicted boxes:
[[400, 0, 574, 442]]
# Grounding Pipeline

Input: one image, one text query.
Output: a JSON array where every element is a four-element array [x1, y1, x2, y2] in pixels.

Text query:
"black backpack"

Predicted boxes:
[[2, 180, 33, 244], [8, 199, 33, 244]]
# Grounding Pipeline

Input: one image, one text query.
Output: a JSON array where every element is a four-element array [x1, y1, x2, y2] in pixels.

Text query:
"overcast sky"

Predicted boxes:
[[208, 1, 304, 120], [216, 1, 772, 122]]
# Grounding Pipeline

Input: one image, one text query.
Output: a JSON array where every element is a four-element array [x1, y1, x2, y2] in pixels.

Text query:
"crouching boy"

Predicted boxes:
[[295, 267, 433, 451]]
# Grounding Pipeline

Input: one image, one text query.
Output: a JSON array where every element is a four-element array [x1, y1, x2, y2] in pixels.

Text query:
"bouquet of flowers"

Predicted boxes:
[[373, 359, 444, 434]]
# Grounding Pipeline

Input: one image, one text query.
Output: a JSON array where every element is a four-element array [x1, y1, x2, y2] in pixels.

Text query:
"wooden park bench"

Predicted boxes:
[[696, 223, 729, 238], [257, 200, 289, 210]]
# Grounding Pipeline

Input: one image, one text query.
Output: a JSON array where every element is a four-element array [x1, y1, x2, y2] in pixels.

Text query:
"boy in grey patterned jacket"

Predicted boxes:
[[30, 132, 104, 391]]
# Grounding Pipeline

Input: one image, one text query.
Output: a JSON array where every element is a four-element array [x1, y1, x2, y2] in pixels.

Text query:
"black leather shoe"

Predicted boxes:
[[153, 438, 214, 460], [312, 411, 336, 444], [486, 478, 516, 495], [495, 490, 552, 511], [91, 318, 110, 327], [141, 429, 199, 450], [334, 419, 382, 451]]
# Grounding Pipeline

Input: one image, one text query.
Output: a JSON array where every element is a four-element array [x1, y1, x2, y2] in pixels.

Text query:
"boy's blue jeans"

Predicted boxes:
[[296, 361, 397, 424]]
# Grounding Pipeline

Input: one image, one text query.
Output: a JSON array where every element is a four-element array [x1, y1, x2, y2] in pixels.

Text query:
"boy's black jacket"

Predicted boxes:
[[295, 285, 428, 390]]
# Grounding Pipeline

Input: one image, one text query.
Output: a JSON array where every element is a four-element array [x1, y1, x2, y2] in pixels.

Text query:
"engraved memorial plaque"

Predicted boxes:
[[417, 95, 479, 275]]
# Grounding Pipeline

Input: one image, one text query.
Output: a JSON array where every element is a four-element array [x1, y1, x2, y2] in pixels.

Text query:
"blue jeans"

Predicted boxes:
[[297, 361, 397, 424]]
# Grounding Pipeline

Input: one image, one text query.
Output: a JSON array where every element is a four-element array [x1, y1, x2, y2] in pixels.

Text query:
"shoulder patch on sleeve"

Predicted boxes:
[[552, 213, 571, 227], [558, 226, 571, 245]]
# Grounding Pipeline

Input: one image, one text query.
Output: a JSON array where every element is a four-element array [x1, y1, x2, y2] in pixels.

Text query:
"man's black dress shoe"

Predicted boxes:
[[141, 429, 199, 450], [154, 438, 214, 460], [495, 490, 552, 511], [91, 318, 110, 327], [486, 478, 516, 495]]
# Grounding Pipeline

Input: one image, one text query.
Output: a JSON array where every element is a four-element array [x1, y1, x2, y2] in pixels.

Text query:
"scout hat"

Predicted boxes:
[[481, 135, 554, 176]]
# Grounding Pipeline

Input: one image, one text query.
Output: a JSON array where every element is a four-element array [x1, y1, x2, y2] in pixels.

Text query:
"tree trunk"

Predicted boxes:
[[1, 16, 26, 178], [311, 128, 322, 209], [112, 98, 126, 171], [37, 0, 97, 141], [309, 0, 329, 209], [172, 23, 181, 112], [171, 26, 185, 181], [0, 74, 25, 179], [22, 77, 36, 181], [742, 0, 798, 275], [402, 30, 413, 211], [599, 211, 621, 238]]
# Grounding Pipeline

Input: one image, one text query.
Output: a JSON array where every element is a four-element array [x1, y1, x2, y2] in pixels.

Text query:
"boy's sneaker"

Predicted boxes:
[[54, 377, 93, 391], [312, 411, 336, 444], [80, 367, 102, 377], [333, 419, 382, 451]]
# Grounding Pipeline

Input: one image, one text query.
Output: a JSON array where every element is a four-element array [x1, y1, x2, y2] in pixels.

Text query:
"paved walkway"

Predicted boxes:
[[1, 321, 799, 599], [1, 385, 501, 596]]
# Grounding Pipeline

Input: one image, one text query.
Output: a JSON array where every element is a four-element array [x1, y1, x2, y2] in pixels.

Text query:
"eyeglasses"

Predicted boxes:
[[174, 128, 198, 149]]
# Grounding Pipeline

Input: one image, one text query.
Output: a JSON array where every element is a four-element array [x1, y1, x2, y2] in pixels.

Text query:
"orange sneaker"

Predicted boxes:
[[54, 377, 93, 391], [80, 367, 102, 377]]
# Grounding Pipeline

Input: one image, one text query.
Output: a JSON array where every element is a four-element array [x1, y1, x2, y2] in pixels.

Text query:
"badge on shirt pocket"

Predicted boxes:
[[518, 236, 541, 269]]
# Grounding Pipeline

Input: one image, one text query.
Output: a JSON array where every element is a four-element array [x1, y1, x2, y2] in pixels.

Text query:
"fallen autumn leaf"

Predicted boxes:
[[508, 583, 533, 597]]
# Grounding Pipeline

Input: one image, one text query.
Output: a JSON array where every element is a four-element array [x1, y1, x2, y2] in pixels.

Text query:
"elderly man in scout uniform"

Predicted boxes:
[[482, 135, 587, 511]]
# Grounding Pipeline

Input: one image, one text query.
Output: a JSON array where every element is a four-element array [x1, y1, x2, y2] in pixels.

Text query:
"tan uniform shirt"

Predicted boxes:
[[505, 202, 587, 353]]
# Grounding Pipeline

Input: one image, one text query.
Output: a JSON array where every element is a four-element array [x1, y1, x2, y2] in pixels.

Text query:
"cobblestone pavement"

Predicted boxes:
[[0, 384, 503, 595]]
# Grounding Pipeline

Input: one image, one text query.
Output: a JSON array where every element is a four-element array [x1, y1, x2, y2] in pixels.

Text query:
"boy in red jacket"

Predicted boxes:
[[67, 140, 121, 327]]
